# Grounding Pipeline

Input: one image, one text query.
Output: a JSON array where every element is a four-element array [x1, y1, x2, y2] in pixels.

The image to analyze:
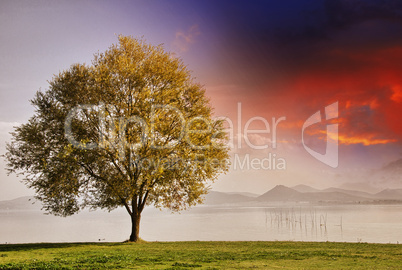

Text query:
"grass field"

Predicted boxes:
[[0, 241, 401, 269]]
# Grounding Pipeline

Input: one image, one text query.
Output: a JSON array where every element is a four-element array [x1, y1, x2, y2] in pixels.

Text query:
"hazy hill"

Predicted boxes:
[[0, 196, 41, 210], [257, 185, 301, 201], [203, 191, 252, 205], [338, 182, 381, 194], [225, 192, 260, 198], [257, 185, 372, 203], [321, 187, 377, 199], [375, 189, 402, 200], [291, 184, 320, 193], [305, 191, 370, 202]]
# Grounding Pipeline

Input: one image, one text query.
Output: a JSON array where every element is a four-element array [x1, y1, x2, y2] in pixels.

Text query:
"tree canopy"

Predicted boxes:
[[5, 36, 230, 241]]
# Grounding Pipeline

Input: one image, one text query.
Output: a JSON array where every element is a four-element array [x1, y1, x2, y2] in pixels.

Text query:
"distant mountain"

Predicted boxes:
[[198, 185, 402, 205], [291, 185, 378, 199], [321, 187, 377, 199], [257, 185, 373, 203], [203, 191, 252, 205], [375, 189, 402, 200], [306, 191, 371, 202], [257, 185, 300, 201], [225, 192, 260, 198], [291, 184, 320, 193], [338, 182, 381, 194], [0, 196, 41, 210]]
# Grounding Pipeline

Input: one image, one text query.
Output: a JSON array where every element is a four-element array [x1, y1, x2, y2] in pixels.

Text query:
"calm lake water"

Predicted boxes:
[[1, 204, 402, 244]]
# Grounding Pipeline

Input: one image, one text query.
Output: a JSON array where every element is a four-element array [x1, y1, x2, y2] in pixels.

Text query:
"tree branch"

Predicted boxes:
[[78, 161, 132, 215]]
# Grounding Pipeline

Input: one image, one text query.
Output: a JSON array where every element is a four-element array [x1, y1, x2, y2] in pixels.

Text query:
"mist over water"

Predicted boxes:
[[1, 205, 402, 244]]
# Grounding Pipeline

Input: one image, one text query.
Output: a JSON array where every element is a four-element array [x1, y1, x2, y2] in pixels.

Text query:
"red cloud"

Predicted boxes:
[[271, 45, 402, 145]]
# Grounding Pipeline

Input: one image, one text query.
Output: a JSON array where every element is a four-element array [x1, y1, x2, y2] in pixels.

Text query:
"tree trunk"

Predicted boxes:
[[129, 212, 141, 242]]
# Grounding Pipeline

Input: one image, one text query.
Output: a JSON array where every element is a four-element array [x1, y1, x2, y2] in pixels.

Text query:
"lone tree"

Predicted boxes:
[[5, 36, 230, 242]]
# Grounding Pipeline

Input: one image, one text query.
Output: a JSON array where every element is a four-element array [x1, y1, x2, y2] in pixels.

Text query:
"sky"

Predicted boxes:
[[1, 0, 402, 200]]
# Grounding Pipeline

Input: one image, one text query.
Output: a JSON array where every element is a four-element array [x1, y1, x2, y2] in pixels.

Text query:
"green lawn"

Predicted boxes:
[[0, 241, 401, 269]]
